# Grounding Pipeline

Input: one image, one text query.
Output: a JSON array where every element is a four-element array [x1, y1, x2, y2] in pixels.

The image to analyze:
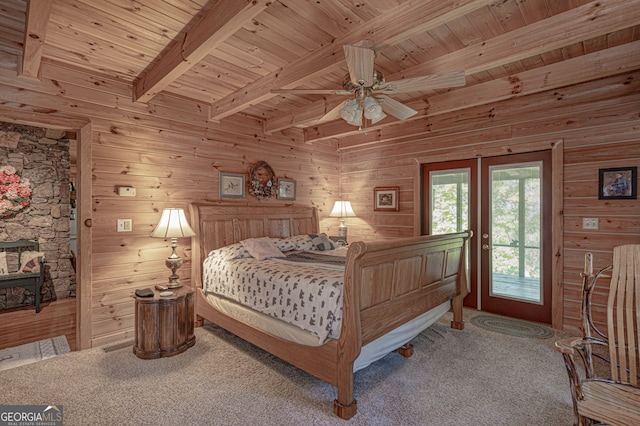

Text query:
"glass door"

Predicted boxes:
[[480, 151, 552, 323], [424, 152, 552, 323], [424, 159, 477, 308]]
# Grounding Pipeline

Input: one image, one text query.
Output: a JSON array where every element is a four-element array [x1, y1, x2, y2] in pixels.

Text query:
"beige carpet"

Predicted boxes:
[[0, 310, 575, 425], [0, 335, 70, 372]]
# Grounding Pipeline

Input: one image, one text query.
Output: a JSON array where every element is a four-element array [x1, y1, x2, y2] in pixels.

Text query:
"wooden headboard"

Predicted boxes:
[[188, 203, 319, 288]]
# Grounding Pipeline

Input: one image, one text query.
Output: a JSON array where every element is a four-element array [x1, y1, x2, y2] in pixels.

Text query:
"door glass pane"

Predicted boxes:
[[430, 169, 469, 234], [489, 163, 542, 303]]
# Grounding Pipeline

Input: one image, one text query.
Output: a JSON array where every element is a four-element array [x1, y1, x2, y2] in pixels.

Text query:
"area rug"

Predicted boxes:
[[470, 315, 554, 339], [0, 336, 70, 371]]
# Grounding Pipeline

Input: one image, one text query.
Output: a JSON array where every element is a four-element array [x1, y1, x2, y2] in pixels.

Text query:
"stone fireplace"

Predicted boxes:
[[0, 122, 74, 310]]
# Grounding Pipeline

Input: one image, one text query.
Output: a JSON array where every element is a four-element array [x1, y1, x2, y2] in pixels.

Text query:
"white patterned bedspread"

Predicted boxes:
[[203, 247, 348, 343]]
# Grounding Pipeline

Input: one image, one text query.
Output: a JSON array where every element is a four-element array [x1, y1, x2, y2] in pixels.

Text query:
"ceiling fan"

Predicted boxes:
[[271, 42, 466, 129]]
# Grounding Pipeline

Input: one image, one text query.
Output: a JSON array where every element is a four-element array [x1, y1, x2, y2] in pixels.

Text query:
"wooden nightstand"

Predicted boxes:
[[133, 286, 195, 359]]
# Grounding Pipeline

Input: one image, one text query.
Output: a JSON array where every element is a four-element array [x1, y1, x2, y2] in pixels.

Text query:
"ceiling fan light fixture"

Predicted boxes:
[[346, 104, 363, 126], [363, 96, 383, 121], [339, 99, 360, 122], [370, 111, 387, 124]]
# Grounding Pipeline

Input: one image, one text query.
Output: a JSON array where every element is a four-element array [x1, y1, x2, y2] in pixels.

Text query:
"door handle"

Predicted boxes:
[[482, 244, 490, 250]]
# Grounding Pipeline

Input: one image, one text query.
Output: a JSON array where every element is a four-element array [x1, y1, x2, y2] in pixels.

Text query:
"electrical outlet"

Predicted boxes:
[[582, 218, 599, 230], [117, 187, 136, 197], [117, 219, 132, 232]]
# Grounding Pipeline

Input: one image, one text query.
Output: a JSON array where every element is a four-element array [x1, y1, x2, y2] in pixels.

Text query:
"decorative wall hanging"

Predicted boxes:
[[278, 178, 296, 200], [219, 172, 245, 198], [373, 186, 399, 211], [598, 167, 637, 200], [249, 161, 278, 200], [0, 165, 31, 218]]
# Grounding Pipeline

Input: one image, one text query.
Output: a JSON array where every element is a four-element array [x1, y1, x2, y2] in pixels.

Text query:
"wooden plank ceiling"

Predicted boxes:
[[1, 0, 639, 144]]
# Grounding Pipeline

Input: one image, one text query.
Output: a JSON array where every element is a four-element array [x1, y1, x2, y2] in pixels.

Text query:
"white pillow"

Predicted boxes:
[[209, 243, 250, 260], [0, 251, 7, 275], [19, 251, 44, 273], [272, 237, 296, 252], [241, 237, 285, 261], [284, 234, 314, 251]]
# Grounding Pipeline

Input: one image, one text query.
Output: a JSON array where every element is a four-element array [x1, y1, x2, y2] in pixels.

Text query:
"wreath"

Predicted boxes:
[[0, 165, 32, 218]]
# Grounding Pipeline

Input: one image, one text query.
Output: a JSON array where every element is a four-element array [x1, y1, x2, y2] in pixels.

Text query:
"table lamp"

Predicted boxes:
[[329, 200, 356, 238], [151, 208, 196, 288]]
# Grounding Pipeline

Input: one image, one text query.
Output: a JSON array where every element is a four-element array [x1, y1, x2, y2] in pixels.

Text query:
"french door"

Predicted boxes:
[[424, 151, 552, 324]]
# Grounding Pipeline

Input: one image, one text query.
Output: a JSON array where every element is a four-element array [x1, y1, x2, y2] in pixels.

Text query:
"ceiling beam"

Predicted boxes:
[[20, 0, 52, 80], [133, 0, 270, 104], [209, 0, 496, 121], [304, 39, 640, 144], [271, 0, 640, 133]]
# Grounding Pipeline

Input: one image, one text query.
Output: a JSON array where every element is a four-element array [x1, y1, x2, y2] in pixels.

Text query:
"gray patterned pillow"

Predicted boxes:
[[309, 233, 337, 251]]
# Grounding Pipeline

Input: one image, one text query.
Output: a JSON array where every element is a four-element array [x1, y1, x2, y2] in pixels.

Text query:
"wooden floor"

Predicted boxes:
[[0, 297, 77, 351]]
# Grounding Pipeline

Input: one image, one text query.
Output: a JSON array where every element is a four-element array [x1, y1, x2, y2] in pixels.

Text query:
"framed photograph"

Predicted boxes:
[[598, 167, 637, 200], [374, 186, 399, 211], [278, 178, 296, 200], [219, 172, 245, 198]]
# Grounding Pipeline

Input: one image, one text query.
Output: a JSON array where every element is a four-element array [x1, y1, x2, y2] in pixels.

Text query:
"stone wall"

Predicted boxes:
[[0, 122, 73, 310]]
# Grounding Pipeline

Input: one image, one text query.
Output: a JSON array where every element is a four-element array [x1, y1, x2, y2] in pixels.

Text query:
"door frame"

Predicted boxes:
[[415, 140, 564, 328], [0, 107, 93, 349]]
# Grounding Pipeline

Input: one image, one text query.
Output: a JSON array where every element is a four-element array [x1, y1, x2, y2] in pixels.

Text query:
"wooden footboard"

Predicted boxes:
[[189, 203, 470, 420]]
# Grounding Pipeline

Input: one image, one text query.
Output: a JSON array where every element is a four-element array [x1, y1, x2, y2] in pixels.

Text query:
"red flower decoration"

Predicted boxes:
[[0, 166, 32, 218]]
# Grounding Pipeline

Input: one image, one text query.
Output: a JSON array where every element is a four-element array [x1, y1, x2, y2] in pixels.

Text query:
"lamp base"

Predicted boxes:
[[165, 244, 183, 289], [166, 279, 182, 289], [337, 219, 347, 238]]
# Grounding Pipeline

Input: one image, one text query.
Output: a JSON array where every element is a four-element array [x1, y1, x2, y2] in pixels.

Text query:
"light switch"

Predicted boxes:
[[117, 219, 132, 232], [582, 218, 598, 230]]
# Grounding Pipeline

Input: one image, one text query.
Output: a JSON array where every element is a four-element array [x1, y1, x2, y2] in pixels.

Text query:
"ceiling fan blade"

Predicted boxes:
[[343, 44, 375, 87], [377, 70, 466, 94], [271, 89, 352, 95], [376, 95, 418, 120], [318, 102, 344, 122]]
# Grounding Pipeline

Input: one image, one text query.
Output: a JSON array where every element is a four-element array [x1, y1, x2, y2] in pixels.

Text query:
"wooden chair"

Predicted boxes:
[[556, 244, 640, 426]]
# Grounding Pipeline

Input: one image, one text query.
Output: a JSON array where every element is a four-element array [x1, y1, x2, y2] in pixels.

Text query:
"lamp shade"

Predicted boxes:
[[151, 208, 196, 239], [329, 201, 356, 218]]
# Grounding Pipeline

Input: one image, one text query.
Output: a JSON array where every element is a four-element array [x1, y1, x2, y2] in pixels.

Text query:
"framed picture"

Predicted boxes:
[[249, 160, 277, 200], [598, 167, 637, 200], [374, 186, 399, 211], [278, 178, 296, 200], [219, 172, 245, 198]]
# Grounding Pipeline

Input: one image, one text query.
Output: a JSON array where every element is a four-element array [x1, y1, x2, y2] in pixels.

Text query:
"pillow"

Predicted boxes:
[[309, 233, 337, 251], [0, 251, 7, 275], [209, 243, 251, 260], [284, 234, 315, 251], [272, 238, 297, 253], [19, 251, 44, 273], [241, 237, 286, 261]]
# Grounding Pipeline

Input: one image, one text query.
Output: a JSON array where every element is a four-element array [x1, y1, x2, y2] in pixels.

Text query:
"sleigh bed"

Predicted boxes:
[[189, 203, 470, 420]]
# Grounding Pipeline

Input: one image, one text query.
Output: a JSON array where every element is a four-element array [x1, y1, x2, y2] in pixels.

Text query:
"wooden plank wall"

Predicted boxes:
[[339, 70, 640, 333], [0, 60, 340, 347]]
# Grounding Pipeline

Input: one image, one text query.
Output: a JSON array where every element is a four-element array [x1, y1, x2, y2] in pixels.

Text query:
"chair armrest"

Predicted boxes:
[[555, 337, 582, 355]]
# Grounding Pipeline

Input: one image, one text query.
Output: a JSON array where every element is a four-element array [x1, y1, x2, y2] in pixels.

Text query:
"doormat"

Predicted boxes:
[[0, 335, 70, 372], [470, 315, 554, 339]]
